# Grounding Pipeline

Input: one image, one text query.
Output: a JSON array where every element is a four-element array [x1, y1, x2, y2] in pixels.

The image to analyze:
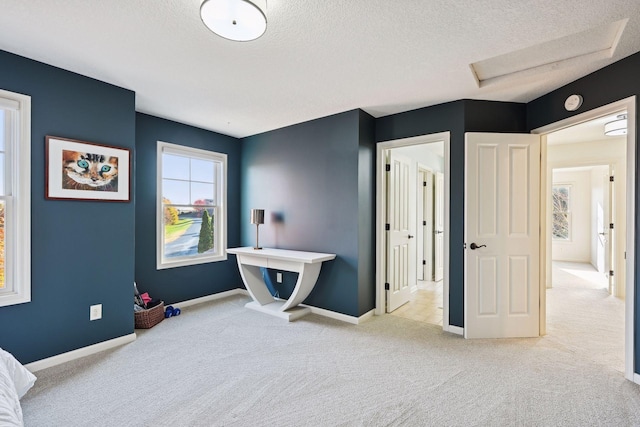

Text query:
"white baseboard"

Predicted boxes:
[[634, 373, 640, 385], [172, 288, 248, 308], [444, 325, 464, 336], [25, 333, 136, 373], [300, 304, 371, 324]]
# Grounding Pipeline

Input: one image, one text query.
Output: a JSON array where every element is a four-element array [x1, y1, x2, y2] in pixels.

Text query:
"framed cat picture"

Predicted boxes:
[[46, 136, 131, 202]]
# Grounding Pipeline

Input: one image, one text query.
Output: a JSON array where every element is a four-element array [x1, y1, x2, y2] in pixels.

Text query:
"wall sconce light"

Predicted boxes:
[[251, 209, 265, 250], [604, 114, 628, 136]]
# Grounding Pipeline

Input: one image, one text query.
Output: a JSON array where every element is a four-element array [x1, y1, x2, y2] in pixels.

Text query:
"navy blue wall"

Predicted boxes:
[[134, 113, 242, 303], [526, 51, 640, 374], [240, 110, 376, 317], [0, 50, 136, 364], [358, 110, 376, 314], [376, 101, 466, 325]]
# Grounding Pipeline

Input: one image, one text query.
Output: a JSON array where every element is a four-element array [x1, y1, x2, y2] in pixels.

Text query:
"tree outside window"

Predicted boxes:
[[552, 184, 571, 240]]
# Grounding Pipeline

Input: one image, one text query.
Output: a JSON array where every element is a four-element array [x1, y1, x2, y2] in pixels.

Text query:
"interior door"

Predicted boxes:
[[386, 151, 415, 312], [418, 168, 434, 281], [465, 132, 540, 338], [434, 171, 444, 282], [606, 168, 615, 293]]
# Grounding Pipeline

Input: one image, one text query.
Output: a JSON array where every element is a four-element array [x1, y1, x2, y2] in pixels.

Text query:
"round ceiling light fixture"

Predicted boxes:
[[200, 0, 267, 42], [604, 114, 628, 137]]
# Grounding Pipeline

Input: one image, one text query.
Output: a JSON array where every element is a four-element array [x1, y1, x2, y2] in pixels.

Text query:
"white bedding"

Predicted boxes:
[[0, 348, 36, 427]]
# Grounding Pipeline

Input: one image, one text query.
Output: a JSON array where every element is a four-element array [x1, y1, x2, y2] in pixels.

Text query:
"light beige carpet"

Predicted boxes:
[[21, 285, 639, 426]]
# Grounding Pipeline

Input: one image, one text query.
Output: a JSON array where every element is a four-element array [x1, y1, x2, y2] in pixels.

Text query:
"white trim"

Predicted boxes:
[[532, 96, 636, 381], [25, 333, 136, 373], [0, 89, 31, 307], [301, 304, 373, 324], [170, 288, 248, 308], [635, 373, 640, 385], [444, 325, 464, 336], [375, 132, 451, 331], [156, 141, 228, 270]]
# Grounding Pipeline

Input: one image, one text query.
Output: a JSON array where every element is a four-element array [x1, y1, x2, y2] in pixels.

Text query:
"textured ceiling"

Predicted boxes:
[[1, 1, 640, 138]]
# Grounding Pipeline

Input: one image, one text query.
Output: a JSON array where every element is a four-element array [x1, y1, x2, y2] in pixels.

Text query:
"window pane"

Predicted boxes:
[[0, 153, 5, 195], [190, 158, 215, 183], [552, 186, 569, 212], [0, 200, 5, 290], [163, 207, 215, 258], [162, 179, 189, 205], [190, 182, 214, 205], [162, 154, 189, 180], [553, 213, 569, 239]]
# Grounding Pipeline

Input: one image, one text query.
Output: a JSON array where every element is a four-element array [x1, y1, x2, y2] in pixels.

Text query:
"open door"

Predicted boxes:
[[386, 151, 415, 312], [465, 132, 540, 338], [418, 168, 434, 281], [606, 168, 615, 293], [434, 171, 444, 282]]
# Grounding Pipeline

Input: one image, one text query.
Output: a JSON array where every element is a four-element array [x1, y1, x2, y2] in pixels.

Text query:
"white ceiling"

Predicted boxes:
[[1, 1, 640, 138], [547, 111, 627, 145]]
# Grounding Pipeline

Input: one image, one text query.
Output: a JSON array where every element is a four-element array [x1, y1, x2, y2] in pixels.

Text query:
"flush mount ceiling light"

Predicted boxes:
[[604, 114, 628, 136], [200, 0, 267, 42]]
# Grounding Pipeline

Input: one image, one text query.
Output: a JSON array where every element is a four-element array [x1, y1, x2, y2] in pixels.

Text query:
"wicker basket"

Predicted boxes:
[[134, 302, 165, 329]]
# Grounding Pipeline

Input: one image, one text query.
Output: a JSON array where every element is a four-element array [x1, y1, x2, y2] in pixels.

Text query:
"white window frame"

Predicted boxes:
[[552, 183, 572, 241], [0, 89, 31, 307], [157, 141, 227, 269]]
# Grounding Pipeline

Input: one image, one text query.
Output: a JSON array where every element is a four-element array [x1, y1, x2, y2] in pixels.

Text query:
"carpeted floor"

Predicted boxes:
[[21, 274, 638, 426]]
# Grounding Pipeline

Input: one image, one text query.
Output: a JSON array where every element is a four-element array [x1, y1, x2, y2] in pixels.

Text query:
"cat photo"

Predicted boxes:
[[62, 150, 119, 192]]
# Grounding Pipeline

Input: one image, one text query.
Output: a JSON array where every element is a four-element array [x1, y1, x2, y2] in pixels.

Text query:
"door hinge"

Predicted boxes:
[[385, 164, 391, 172], [384, 282, 390, 290], [609, 270, 614, 277], [422, 260, 426, 265], [610, 223, 614, 229], [610, 175, 615, 182], [423, 220, 427, 226], [423, 181, 427, 187], [385, 223, 390, 231]]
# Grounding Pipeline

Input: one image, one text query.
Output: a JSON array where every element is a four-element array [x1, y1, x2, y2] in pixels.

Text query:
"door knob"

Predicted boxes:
[[469, 243, 486, 250], [408, 235, 414, 239]]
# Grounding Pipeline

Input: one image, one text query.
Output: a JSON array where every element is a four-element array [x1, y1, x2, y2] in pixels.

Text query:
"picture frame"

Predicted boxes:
[[46, 136, 131, 202]]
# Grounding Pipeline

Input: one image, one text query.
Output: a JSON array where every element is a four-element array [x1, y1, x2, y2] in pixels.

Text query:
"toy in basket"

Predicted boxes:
[[133, 282, 165, 329], [134, 301, 165, 329]]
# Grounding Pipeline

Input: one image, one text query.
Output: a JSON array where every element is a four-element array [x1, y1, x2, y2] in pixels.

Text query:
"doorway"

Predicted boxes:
[[544, 114, 628, 373], [534, 96, 636, 380], [375, 132, 452, 332]]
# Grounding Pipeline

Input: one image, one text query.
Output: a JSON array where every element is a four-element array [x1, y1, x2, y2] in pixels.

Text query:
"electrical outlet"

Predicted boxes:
[[276, 272, 283, 283], [90, 304, 102, 321]]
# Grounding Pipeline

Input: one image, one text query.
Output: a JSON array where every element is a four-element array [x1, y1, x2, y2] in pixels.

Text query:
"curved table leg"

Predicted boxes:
[[280, 262, 322, 312], [236, 258, 275, 305]]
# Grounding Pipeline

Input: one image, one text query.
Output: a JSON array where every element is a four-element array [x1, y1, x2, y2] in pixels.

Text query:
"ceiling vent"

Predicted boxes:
[[470, 19, 628, 88]]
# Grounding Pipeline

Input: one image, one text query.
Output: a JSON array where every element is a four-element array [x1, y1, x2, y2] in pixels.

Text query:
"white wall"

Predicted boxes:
[[547, 137, 626, 296], [552, 169, 591, 262]]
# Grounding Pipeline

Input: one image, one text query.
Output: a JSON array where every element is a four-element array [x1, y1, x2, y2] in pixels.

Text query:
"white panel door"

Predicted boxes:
[[418, 169, 434, 281], [434, 171, 444, 282], [386, 152, 415, 312], [465, 133, 540, 338], [606, 168, 615, 293]]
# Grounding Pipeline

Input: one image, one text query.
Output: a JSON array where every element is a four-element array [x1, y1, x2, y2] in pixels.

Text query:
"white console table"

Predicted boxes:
[[227, 247, 336, 321]]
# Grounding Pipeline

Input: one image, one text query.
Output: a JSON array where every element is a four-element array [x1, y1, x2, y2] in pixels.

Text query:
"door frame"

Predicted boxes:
[[532, 96, 636, 381], [375, 132, 452, 331]]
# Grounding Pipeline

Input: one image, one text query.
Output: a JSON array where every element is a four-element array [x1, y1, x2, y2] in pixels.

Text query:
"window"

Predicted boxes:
[[552, 184, 571, 240], [0, 89, 31, 307], [157, 141, 226, 269]]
